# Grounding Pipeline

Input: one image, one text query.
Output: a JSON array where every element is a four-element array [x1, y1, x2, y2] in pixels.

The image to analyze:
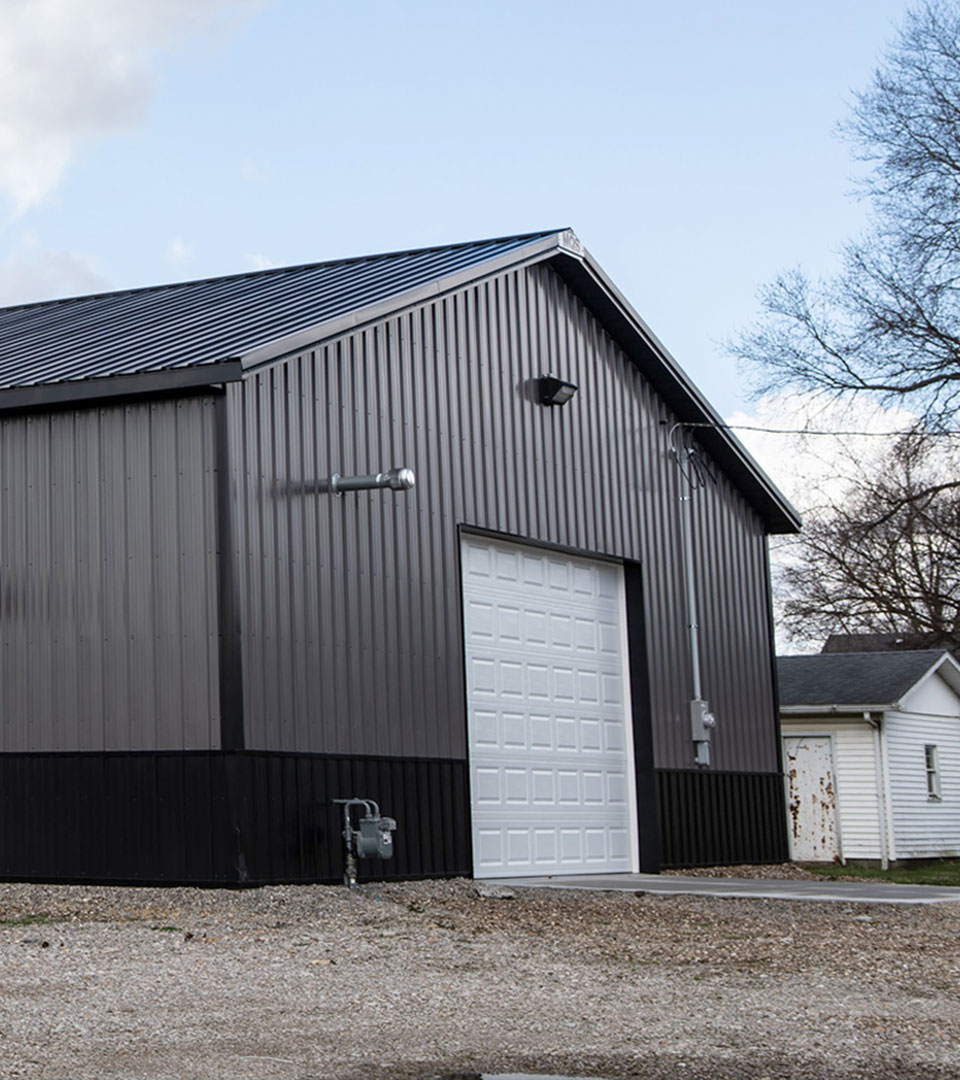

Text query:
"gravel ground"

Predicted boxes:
[[0, 876, 957, 1080]]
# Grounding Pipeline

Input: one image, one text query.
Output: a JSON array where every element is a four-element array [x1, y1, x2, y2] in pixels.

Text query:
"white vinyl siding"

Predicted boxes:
[[832, 723, 884, 859], [885, 701, 960, 859]]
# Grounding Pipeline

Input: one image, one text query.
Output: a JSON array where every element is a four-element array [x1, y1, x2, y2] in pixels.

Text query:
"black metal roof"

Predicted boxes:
[[777, 651, 950, 708], [0, 230, 558, 388], [0, 227, 800, 533]]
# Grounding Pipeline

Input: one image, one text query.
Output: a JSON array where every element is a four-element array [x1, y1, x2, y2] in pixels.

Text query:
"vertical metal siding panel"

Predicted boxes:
[[519, 270, 546, 539], [504, 272, 529, 540], [284, 358, 307, 752], [355, 329, 379, 751], [488, 280, 511, 531], [202, 398, 222, 748], [76, 413, 105, 750], [552, 271, 575, 547], [125, 404, 155, 743], [99, 407, 129, 748], [273, 365, 296, 752], [196, 398, 221, 748], [152, 403, 182, 748], [230, 261, 780, 778], [237, 376, 265, 749], [370, 324, 393, 752], [174, 399, 218, 749], [324, 342, 347, 755], [50, 414, 77, 749], [299, 354, 323, 753], [391, 319, 416, 756], [260, 371, 282, 747], [0, 399, 218, 753], [341, 335, 365, 754], [27, 416, 52, 749], [421, 301, 447, 756]]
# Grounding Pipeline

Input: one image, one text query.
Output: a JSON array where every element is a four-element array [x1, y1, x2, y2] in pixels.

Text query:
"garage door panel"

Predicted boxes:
[[469, 708, 628, 757], [474, 822, 633, 873], [464, 536, 638, 878]]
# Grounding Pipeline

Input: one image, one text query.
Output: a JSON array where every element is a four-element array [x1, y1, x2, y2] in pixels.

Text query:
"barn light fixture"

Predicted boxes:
[[538, 375, 578, 406], [329, 467, 415, 495]]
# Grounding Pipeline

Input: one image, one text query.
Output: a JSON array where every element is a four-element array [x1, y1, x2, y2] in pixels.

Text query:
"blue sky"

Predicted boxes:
[[0, 0, 912, 418]]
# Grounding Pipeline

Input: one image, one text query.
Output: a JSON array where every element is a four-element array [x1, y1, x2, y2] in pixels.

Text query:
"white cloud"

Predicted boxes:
[[725, 392, 919, 514], [167, 237, 191, 262], [0, 240, 111, 306], [0, 0, 262, 216], [240, 157, 268, 183], [244, 253, 276, 271], [726, 392, 926, 653]]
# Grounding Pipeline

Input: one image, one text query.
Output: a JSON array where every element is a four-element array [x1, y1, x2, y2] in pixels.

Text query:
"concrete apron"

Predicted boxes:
[[484, 872, 960, 905]]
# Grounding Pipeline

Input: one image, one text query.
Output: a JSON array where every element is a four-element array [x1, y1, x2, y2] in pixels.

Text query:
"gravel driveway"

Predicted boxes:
[[0, 876, 957, 1080]]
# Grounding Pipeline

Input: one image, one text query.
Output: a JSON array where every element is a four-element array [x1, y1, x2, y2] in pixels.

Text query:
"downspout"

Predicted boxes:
[[864, 711, 891, 869]]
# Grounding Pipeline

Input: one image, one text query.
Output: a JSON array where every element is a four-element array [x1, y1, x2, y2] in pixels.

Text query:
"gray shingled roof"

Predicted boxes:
[[777, 651, 949, 708], [822, 631, 957, 657], [0, 230, 558, 389]]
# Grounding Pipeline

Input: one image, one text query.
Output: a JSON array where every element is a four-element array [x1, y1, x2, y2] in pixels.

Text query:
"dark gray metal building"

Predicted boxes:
[[0, 229, 799, 883]]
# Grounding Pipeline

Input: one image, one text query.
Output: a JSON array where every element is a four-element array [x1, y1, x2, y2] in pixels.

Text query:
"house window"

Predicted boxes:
[[925, 745, 942, 800]]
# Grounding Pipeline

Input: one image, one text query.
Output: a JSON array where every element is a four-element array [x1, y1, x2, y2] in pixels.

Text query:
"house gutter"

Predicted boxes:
[[863, 711, 892, 870], [780, 702, 894, 716]]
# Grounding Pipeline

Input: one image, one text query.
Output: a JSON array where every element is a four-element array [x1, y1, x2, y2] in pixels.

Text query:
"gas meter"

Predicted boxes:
[[332, 797, 397, 887]]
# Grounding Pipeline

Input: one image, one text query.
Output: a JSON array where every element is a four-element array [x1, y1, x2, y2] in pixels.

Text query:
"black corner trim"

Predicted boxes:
[[214, 395, 245, 751], [624, 561, 661, 873]]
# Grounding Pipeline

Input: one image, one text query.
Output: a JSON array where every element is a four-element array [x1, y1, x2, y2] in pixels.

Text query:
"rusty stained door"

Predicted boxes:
[[782, 735, 840, 862]]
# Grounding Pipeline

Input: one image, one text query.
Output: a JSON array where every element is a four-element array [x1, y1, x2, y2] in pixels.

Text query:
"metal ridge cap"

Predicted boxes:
[[0, 229, 567, 315], [552, 246, 802, 534], [235, 232, 568, 371]]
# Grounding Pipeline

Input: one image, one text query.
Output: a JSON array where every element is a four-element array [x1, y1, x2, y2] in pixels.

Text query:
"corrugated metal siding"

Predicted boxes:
[[0, 750, 469, 885], [0, 233, 556, 390], [0, 397, 220, 750], [657, 769, 788, 867], [231, 262, 779, 771]]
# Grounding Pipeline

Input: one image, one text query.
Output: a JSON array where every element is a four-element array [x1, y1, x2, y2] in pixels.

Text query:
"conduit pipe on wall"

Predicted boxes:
[[329, 467, 415, 495], [669, 423, 715, 767]]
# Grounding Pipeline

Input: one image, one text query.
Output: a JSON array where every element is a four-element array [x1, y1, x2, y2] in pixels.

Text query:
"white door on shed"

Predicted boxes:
[[783, 735, 840, 862], [461, 535, 639, 878]]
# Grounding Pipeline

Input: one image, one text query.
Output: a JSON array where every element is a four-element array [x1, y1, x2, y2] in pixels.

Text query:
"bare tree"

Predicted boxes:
[[734, 2, 960, 429], [776, 434, 960, 651]]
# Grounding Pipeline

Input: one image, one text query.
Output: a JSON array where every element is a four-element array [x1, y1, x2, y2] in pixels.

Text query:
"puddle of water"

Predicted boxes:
[[435, 1074, 613, 1079]]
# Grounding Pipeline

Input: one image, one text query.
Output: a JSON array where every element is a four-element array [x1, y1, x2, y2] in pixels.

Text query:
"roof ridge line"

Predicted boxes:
[[0, 229, 568, 314]]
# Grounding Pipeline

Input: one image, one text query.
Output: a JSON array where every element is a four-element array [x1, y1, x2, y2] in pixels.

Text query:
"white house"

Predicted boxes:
[[777, 651, 960, 867]]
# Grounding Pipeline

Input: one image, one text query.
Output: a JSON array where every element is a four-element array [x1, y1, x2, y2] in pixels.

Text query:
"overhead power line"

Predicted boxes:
[[677, 421, 960, 439]]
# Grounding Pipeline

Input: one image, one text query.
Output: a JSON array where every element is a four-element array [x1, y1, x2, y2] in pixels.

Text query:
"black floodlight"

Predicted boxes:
[[538, 375, 578, 406]]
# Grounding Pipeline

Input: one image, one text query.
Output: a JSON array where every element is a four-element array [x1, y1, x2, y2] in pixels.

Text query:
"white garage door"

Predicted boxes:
[[461, 535, 639, 878]]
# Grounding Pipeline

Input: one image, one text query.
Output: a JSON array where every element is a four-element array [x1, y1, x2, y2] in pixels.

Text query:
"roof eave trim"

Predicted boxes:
[[903, 651, 960, 700], [780, 703, 895, 716], [0, 360, 243, 414], [234, 232, 569, 372], [549, 247, 801, 535]]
